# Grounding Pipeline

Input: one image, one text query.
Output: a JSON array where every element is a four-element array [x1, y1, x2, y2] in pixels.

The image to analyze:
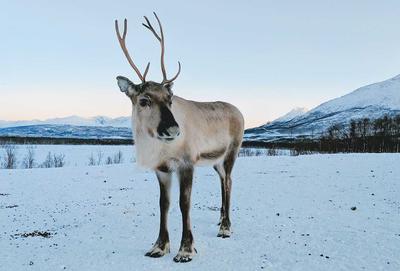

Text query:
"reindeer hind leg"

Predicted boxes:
[[213, 163, 226, 226], [217, 142, 240, 238]]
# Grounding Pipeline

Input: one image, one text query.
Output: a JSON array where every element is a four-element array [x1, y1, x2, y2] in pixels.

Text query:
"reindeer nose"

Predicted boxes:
[[166, 126, 180, 137], [157, 125, 180, 141]]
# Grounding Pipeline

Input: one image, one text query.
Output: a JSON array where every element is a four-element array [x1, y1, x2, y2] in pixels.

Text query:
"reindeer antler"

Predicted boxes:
[[143, 12, 181, 84], [115, 19, 150, 83]]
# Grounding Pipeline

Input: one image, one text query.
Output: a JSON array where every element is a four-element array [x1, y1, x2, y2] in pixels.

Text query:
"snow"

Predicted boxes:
[[310, 74, 400, 114], [245, 74, 400, 141], [0, 116, 131, 129], [273, 107, 308, 123], [1, 151, 399, 270]]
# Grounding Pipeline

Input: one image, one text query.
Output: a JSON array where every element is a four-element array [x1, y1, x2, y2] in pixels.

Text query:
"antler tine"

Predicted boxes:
[[152, 12, 167, 83], [163, 61, 181, 84], [142, 16, 161, 42], [143, 12, 181, 84], [122, 18, 127, 39], [115, 19, 146, 83], [143, 62, 150, 81]]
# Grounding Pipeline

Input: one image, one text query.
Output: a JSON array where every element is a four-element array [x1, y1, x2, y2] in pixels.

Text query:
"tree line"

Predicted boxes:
[[242, 114, 400, 154], [320, 114, 400, 153]]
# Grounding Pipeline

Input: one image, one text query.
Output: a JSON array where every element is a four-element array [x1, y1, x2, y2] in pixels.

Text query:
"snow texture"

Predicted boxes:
[[1, 151, 399, 270], [273, 107, 308, 123]]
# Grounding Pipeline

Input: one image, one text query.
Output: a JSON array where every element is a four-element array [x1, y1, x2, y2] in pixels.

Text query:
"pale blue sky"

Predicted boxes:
[[1, 0, 399, 128]]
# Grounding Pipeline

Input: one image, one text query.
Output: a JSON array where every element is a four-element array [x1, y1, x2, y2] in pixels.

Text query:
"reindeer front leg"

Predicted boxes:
[[174, 166, 196, 263], [145, 171, 171, 257]]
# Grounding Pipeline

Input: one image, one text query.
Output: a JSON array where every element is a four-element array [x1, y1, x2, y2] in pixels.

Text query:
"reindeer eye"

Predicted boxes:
[[139, 98, 151, 107]]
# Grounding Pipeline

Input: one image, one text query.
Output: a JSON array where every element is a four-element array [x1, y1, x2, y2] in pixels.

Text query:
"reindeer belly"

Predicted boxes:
[[195, 149, 226, 166]]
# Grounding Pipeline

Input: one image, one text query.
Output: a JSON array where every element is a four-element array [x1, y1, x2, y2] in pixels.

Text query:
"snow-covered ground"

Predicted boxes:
[[1, 153, 399, 270]]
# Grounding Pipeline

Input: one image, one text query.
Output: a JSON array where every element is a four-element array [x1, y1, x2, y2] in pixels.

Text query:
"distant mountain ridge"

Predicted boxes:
[[0, 116, 132, 139], [273, 107, 308, 123], [0, 124, 132, 139], [245, 74, 400, 142], [0, 115, 131, 129]]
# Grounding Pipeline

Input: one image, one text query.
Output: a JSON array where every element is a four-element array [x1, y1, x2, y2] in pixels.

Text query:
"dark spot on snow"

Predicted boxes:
[[0, 193, 10, 196], [29, 261, 34, 266], [5, 205, 18, 209], [119, 187, 133, 191], [276, 213, 280, 216], [17, 231, 52, 238], [351, 206, 357, 211]]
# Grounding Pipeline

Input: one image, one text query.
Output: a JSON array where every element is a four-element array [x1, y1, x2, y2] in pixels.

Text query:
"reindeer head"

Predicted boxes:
[[115, 13, 181, 142]]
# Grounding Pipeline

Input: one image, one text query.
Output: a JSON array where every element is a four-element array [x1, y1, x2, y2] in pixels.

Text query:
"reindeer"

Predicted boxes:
[[115, 13, 244, 263]]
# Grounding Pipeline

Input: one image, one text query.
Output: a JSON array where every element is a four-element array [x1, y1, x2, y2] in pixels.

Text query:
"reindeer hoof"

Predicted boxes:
[[217, 226, 231, 238], [145, 242, 170, 258], [173, 246, 196, 263]]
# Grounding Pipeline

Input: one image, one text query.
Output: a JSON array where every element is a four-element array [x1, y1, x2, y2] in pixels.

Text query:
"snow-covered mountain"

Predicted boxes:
[[0, 116, 132, 139], [273, 107, 308, 123], [0, 125, 132, 139], [0, 116, 131, 129], [245, 74, 400, 142]]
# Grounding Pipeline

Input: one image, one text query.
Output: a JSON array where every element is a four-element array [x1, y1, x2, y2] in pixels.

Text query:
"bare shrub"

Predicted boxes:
[[88, 150, 104, 166], [2, 145, 17, 169], [22, 147, 36, 169], [41, 152, 54, 168], [53, 153, 66, 168], [267, 148, 277, 156], [96, 150, 104, 165], [239, 148, 267, 157], [106, 156, 113, 165], [113, 150, 124, 164], [40, 152, 65, 168], [238, 148, 254, 157], [88, 153, 96, 166]]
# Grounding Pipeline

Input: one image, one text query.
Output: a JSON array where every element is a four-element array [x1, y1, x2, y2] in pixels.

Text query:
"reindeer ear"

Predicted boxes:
[[116, 76, 138, 97], [163, 82, 174, 95], [163, 82, 174, 90]]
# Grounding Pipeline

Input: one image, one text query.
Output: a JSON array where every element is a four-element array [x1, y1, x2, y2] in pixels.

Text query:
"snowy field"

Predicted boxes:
[[1, 151, 399, 270]]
